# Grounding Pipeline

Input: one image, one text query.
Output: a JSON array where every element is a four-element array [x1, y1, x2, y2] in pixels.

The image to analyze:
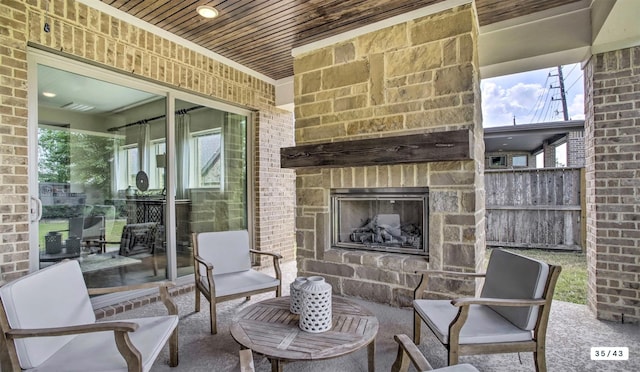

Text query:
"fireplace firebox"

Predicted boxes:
[[331, 188, 429, 256]]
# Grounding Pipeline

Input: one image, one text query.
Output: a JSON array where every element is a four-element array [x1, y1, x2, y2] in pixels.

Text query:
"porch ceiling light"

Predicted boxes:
[[197, 5, 218, 19], [61, 102, 95, 112], [42, 91, 56, 98]]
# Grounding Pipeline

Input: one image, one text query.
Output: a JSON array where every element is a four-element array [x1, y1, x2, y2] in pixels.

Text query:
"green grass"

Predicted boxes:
[[486, 248, 587, 305], [38, 219, 127, 249]]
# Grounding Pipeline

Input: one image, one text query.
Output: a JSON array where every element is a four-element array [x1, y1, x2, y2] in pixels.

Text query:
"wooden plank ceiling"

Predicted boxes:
[[100, 0, 583, 80]]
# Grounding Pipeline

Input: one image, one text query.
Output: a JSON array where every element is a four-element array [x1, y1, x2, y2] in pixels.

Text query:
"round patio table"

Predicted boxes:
[[230, 295, 379, 372]]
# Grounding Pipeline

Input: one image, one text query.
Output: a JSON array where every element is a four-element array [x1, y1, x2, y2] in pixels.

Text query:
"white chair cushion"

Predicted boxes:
[[414, 300, 533, 344], [0, 261, 95, 368], [30, 315, 178, 372], [205, 269, 280, 297], [481, 249, 549, 330], [196, 230, 252, 275]]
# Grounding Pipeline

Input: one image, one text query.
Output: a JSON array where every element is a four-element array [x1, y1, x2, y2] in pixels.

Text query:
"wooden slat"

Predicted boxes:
[[100, 0, 583, 80], [280, 129, 471, 169], [485, 168, 582, 250]]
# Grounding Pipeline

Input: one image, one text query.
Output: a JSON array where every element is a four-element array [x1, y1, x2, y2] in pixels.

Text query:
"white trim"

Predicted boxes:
[[479, 46, 592, 79], [478, 0, 590, 33], [76, 0, 275, 84], [275, 76, 295, 112], [27, 53, 40, 273], [291, 0, 470, 57]]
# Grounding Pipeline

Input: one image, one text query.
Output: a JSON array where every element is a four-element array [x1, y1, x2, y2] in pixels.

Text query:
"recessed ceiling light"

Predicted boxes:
[[43, 91, 56, 97], [61, 102, 95, 112], [197, 5, 218, 18]]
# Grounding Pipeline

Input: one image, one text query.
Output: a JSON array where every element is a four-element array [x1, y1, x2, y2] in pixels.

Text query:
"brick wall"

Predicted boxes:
[[585, 46, 640, 324], [255, 111, 297, 264], [567, 130, 585, 167], [0, 0, 295, 281], [292, 5, 485, 306]]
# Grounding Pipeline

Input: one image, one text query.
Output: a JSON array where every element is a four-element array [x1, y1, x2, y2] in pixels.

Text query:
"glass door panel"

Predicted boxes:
[[37, 64, 167, 286], [174, 99, 248, 277]]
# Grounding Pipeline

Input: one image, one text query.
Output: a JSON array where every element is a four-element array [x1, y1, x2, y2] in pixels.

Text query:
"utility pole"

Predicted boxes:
[[550, 66, 569, 120], [557, 66, 569, 121]]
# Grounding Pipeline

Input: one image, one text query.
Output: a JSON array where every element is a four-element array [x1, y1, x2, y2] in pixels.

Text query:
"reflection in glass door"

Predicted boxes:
[[174, 99, 248, 277], [36, 64, 167, 287]]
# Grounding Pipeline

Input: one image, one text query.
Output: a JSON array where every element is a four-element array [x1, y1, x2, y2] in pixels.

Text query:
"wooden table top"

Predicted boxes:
[[230, 296, 379, 363]]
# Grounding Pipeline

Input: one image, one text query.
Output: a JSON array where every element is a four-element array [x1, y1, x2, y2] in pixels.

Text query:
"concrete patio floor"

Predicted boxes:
[[106, 260, 640, 372]]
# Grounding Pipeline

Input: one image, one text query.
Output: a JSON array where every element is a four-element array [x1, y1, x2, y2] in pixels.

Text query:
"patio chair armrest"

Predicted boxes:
[[414, 270, 486, 278], [194, 255, 214, 271], [391, 334, 433, 372], [88, 282, 178, 316], [87, 281, 175, 295], [249, 249, 283, 280], [413, 270, 486, 300], [452, 297, 547, 307], [249, 249, 282, 260], [6, 321, 138, 339]]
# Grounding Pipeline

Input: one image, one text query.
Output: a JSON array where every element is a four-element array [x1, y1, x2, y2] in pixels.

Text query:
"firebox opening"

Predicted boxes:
[[331, 188, 429, 256]]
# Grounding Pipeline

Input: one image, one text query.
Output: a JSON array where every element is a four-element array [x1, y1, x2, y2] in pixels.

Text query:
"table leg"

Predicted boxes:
[[269, 358, 283, 372], [368, 338, 376, 372]]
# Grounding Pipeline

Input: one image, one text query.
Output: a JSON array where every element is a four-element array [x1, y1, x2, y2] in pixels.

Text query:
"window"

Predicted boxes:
[[118, 145, 139, 188], [512, 155, 527, 167], [191, 129, 222, 188], [489, 156, 506, 168], [150, 141, 166, 190]]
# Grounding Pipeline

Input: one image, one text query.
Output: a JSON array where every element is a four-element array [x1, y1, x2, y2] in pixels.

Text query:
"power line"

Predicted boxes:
[[565, 75, 582, 93], [526, 73, 551, 121], [531, 69, 555, 123]]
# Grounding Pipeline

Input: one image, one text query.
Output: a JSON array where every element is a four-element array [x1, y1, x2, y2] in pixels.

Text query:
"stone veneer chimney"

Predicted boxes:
[[291, 4, 485, 306]]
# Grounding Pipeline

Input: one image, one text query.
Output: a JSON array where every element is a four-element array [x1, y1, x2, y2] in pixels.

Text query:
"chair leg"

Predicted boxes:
[[195, 287, 201, 312], [169, 327, 179, 367], [210, 298, 217, 334], [534, 348, 547, 372], [413, 311, 422, 344]]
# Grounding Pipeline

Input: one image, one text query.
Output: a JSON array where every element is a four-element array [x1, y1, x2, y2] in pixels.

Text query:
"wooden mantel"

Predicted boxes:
[[280, 129, 472, 169]]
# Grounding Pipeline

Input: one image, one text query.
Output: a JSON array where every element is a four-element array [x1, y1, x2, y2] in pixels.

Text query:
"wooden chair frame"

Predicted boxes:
[[192, 232, 282, 334], [413, 265, 561, 372], [0, 281, 178, 372], [392, 333, 434, 372]]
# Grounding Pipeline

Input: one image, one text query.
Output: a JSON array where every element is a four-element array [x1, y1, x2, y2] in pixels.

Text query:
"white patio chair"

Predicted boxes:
[[0, 260, 179, 371], [192, 230, 282, 334]]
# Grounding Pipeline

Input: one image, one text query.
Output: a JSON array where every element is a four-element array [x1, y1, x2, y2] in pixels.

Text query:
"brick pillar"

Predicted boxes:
[[585, 46, 640, 324], [543, 141, 556, 168], [567, 130, 585, 167]]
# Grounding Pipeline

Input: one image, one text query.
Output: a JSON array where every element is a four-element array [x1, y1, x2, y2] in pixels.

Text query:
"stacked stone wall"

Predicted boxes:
[[292, 5, 485, 306]]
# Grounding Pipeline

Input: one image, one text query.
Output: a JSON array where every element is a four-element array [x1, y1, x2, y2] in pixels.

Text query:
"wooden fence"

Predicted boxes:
[[484, 167, 585, 251]]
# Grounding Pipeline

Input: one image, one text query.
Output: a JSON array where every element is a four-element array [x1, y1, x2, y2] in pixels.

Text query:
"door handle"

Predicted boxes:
[[30, 196, 42, 222]]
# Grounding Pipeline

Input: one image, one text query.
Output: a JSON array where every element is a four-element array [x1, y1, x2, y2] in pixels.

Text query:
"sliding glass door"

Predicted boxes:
[[30, 51, 251, 292], [36, 64, 168, 287], [173, 99, 248, 277]]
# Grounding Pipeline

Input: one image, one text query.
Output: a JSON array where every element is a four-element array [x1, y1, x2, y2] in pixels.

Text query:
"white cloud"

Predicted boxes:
[[481, 81, 545, 127], [568, 93, 585, 120]]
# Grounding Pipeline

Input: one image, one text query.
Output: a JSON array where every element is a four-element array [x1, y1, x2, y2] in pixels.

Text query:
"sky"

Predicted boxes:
[[481, 63, 585, 128]]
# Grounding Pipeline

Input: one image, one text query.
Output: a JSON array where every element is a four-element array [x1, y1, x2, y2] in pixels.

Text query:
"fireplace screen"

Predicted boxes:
[[331, 188, 428, 256]]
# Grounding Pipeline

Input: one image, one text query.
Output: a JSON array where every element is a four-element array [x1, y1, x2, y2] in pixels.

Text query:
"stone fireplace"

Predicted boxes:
[[331, 187, 429, 256], [284, 4, 486, 307]]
